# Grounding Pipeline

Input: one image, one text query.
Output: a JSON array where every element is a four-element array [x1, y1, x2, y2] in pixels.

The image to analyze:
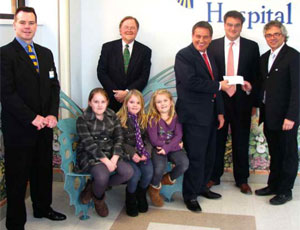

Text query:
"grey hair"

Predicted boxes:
[[263, 20, 288, 42]]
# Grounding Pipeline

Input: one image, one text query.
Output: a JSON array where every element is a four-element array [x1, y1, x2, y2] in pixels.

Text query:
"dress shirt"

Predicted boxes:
[[268, 42, 285, 72], [200, 51, 221, 90], [16, 36, 39, 66], [122, 40, 134, 55]]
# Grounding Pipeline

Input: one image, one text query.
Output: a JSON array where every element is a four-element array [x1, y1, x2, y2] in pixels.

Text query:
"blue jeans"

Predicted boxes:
[[151, 150, 189, 186], [127, 160, 153, 193]]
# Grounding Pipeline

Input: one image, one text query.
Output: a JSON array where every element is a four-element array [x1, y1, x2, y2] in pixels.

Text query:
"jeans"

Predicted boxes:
[[151, 150, 189, 186], [127, 160, 153, 193]]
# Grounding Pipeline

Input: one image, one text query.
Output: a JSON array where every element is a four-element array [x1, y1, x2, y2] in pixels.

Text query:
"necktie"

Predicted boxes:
[[268, 52, 276, 72], [123, 44, 130, 74], [202, 52, 216, 98], [202, 52, 214, 80], [27, 44, 39, 73], [226, 41, 236, 97]]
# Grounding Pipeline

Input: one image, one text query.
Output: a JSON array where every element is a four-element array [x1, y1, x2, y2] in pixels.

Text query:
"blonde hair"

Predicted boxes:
[[148, 89, 175, 126], [117, 89, 148, 129]]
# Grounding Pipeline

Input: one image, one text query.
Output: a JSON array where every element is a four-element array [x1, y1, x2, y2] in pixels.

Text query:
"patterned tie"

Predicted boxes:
[[123, 44, 130, 74], [128, 113, 150, 164], [226, 41, 236, 97], [27, 44, 39, 73], [202, 52, 216, 98]]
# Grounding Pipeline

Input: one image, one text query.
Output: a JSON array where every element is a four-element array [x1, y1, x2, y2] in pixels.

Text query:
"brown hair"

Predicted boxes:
[[119, 16, 139, 30], [117, 90, 148, 129], [15, 6, 37, 22], [148, 89, 175, 126], [224, 10, 245, 25], [88, 88, 109, 104]]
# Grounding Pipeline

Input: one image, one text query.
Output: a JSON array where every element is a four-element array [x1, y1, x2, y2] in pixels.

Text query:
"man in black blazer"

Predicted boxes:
[[175, 21, 230, 212], [207, 11, 260, 194], [255, 21, 299, 205], [97, 16, 151, 112], [1, 7, 66, 230]]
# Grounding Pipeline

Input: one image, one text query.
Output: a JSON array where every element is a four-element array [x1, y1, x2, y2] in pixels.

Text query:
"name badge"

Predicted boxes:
[[49, 70, 55, 79]]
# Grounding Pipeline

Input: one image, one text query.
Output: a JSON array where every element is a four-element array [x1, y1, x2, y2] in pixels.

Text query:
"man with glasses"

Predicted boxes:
[[207, 11, 260, 194], [255, 20, 299, 205], [97, 16, 151, 112]]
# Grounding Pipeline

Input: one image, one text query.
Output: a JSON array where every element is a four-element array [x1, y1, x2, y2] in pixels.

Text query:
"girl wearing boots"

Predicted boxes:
[[75, 88, 133, 217], [147, 89, 189, 207], [117, 90, 153, 217]]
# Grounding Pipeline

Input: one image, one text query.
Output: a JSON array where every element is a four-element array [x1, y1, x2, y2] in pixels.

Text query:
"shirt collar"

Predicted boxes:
[[122, 40, 134, 49], [16, 37, 34, 50], [225, 36, 240, 47], [271, 42, 285, 57]]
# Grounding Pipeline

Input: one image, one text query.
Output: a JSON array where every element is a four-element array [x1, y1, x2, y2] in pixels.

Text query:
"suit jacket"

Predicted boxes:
[[97, 39, 151, 111], [0, 38, 60, 147], [208, 36, 260, 124], [258, 44, 300, 130], [174, 43, 224, 126]]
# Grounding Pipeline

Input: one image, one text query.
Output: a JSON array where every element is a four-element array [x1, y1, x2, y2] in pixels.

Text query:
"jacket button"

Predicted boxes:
[[211, 99, 215, 102], [104, 137, 107, 140]]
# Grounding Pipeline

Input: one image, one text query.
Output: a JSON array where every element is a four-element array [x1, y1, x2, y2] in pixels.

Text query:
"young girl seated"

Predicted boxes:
[[117, 90, 153, 217], [147, 89, 189, 207], [75, 88, 133, 217]]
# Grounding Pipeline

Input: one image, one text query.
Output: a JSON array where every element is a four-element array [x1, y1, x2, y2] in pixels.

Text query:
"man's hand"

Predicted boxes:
[[113, 90, 128, 103], [217, 114, 225, 130], [242, 80, 252, 92], [32, 115, 47, 130], [282, 119, 295, 131], [45, 115, 57, 128], [220, 80, 230, 91]]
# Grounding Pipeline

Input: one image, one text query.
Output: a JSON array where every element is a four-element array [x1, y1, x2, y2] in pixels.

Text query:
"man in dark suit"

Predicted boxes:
[[175, 21, 230, 212], [97, 16, 151, 112], [1, 7, 66, 230], [254, 21, 299, 205], [207, 11, 260, 194]]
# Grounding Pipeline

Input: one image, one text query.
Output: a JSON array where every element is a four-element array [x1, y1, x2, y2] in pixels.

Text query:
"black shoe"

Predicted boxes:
[[136, 186, 148, 213], [125, 188, 139, 217], [184, 199, 202, 212], [270, 194, 292, 205], [255, 186, 276, 196], [34, 208, 67, 221], [200, 189, 222, 199]]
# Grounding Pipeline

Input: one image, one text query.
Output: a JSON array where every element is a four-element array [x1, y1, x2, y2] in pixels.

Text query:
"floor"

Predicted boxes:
[[1, 180, 300, 230]]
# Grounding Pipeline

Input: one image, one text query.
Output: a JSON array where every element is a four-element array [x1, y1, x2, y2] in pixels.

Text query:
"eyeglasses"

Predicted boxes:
[[265, 33, 282, 39]]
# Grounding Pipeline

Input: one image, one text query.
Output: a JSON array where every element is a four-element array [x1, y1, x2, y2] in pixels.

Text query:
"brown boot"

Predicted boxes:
[[79, 179, 93, 204], [161, 173, 175, 185], [92, 194, 109, 217], [148, 184, 164, 207]]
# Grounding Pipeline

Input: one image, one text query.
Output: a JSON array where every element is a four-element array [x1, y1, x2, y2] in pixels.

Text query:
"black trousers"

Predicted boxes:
[[5, 131, 53, 230], [264, 125, 299, 195], [211, 97, 251, 185], [182, 123, 216, 201]]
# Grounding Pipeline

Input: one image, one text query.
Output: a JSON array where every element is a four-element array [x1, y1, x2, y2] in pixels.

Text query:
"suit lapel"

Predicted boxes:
[[219, 37, 226, 75], [269, 44, 287, 73], [238, 37, 246, 75], [115, 40, 126, 76], [13, 39, 38, 76], [127, 42, 139, 76]]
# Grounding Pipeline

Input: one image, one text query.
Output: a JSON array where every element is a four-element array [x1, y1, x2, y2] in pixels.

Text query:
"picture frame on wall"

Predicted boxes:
[[0, 0, 25, 19]]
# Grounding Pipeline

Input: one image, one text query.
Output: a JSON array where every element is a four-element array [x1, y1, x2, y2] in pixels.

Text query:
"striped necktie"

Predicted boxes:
[[123, 44, 130, 74], [27, 44, 39, 73]]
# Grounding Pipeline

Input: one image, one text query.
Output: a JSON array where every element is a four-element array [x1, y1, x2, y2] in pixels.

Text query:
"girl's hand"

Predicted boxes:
[[132, 153, 141, 163], [179, 142, 183, 149], [100, 157, 116, 172], [140, 155, 147, 161], [157, 148, 166, 155], [110, 155, 119, 168]]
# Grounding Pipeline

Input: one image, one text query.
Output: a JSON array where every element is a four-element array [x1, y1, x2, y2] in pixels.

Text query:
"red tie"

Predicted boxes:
[[202, 52, 214, 80], [202, 52, 216, 98]]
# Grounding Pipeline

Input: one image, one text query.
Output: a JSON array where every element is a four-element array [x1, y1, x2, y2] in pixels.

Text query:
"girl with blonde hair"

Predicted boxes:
[[147, 89, 189, 207], [117, 90, 153, 217]]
